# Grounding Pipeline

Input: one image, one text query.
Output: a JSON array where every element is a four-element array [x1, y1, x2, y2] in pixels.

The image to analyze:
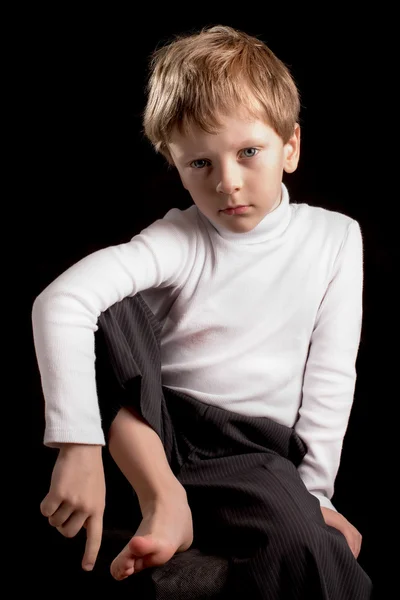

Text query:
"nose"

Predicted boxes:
[[216, 163, 242, 195]]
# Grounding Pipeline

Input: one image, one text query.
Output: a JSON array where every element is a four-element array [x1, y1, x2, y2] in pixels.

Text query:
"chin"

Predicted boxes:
[[228, 220, 258, 233]]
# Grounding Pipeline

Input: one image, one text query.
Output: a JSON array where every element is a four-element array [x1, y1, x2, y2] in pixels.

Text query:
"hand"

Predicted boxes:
[[320, 506, 362, 559], [40, 444, 106, 571]]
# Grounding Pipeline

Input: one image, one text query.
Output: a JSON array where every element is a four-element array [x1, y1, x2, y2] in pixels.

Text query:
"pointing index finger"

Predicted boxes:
[[82, 516, 103, 571]]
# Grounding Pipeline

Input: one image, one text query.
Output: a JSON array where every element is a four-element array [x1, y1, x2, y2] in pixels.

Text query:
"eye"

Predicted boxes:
[[190, 159, 210, 169], [240, 147, 258, 158]]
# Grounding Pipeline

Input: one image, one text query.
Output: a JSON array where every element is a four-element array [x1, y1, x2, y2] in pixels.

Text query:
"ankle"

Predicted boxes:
[[138, 478, 187, 514]]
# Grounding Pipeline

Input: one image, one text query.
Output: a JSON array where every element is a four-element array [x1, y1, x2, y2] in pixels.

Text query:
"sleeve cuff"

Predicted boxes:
[[44, 428, 106, 448], [311, 493, 337, 512]]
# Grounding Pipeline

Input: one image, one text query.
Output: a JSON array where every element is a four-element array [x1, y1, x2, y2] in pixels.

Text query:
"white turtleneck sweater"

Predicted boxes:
[[32, 184, 363, 511]]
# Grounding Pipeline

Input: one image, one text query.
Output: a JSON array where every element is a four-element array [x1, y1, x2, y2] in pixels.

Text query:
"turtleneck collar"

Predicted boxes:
[[197, 183, 292, 245]]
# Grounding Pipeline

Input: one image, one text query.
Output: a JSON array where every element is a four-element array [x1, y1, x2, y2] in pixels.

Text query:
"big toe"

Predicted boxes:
[[129, 535, 175, 568], [128, 534, 163, 557]]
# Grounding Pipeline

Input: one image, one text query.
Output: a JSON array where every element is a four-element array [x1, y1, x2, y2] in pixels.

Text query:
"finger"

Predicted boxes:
[[354, 534, 362, 559], [48, 503, 74, 528], [57, 511, 87, 539], [353, 544, 360, 559], [40, 493, 62, 518], [348, 529, 361, 559], [82, 515, 103, 571], [348, 535, 360, 559]]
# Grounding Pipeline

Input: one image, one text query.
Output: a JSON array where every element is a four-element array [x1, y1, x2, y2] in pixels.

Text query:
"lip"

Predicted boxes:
[[221, 205, 248, 209], [221, 205, 250, 215]]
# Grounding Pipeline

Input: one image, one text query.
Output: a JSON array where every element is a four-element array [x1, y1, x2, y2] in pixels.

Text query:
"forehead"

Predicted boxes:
[[168, 113, 278, 159]]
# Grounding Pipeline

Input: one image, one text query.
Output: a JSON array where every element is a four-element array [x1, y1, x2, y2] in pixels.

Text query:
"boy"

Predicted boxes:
[[32, 25, 373, 598]]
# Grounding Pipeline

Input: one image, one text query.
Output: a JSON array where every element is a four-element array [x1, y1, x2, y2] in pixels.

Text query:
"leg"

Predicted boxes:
[[95, 295, 196, 582], [95, 296, 372, 597], [166, 394, 373, 600], [107, 406, 193, 580], [217, 457, 372, 600]]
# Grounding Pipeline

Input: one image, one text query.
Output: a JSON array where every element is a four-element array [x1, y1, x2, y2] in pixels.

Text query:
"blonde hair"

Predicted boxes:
[[143, 25, 300, 162]]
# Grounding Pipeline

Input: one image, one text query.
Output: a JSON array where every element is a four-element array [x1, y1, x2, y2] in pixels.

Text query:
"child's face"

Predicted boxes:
[[168, 113, 300, 233]]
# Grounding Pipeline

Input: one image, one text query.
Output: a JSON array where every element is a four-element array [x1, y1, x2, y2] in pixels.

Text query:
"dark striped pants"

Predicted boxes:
[[95, 294, 373, 599]]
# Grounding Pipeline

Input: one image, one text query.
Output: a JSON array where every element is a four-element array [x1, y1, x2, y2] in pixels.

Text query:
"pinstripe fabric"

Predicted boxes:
[[96, 294, 373, 599]]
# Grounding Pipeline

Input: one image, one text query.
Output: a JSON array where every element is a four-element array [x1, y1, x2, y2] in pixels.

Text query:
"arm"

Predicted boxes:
[[33, 215, 194, 569], [295, 219, 363, 512], [32, 217, 192, 447]]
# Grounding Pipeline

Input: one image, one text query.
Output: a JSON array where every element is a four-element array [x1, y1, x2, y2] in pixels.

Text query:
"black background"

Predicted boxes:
[[25, 8, 394, 597]]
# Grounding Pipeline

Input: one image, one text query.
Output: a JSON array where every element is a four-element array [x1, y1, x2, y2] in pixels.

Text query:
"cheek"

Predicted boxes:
[[259, 150, 283, 169], [186, 176, 209, 196], [176, 170, 191, 191]]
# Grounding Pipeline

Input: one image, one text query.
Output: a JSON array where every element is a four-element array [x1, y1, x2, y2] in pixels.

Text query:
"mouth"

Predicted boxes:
[[220, 205, 251, 215]]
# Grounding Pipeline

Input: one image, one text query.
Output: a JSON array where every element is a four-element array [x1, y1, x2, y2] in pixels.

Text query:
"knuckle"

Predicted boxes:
[[79, 502, 93, 515], [41, 494, 60, 515], [40, 503, 49, 517], [63, 495, 88, 511], [63, 529, 77, 539], [59, 524, 79, 539], [49, 488, 63, 502], [62, 493, 78, 506]]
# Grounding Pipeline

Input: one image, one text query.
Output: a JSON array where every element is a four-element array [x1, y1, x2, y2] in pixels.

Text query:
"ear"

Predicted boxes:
[[283, 124, 300, 173]]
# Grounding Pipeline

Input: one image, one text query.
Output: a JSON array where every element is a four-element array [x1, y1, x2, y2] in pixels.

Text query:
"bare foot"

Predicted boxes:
[[110, 484, 193, 581]]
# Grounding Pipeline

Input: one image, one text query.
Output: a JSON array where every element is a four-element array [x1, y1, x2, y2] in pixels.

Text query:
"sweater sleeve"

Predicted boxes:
[[32, 214, 194, 447], [294, 219, 363, 511]]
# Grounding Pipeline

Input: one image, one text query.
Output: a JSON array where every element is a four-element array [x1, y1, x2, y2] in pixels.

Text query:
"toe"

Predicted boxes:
[[134, 558, 144, 572]]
